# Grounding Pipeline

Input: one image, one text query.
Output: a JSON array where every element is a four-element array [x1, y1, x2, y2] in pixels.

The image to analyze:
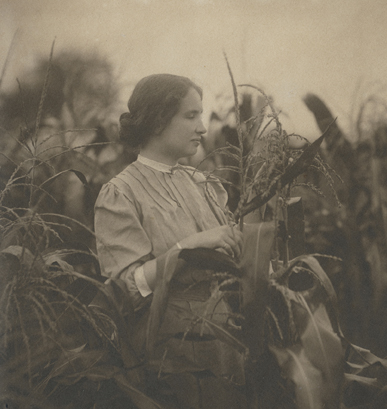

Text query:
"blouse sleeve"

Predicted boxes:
[[206, 175, 228, 209], [94, 182, 153, 308], [185, 167, 231, 223]]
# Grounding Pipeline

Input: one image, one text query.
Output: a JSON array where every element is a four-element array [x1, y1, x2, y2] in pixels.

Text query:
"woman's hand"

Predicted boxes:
[[178, 225, 243, 259]]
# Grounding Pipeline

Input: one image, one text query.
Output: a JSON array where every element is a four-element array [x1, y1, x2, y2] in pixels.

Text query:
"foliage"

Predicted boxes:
[[303, 86, 387, 356], [198, 54, 341, 267], [1, 45, 386, 409], [0, 45, 135, 249], [0, 44, 144, 408], [209, 55, 345, 408]]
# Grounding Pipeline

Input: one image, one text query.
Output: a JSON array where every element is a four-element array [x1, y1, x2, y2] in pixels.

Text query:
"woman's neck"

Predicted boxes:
[[139, 146, 179, 166]]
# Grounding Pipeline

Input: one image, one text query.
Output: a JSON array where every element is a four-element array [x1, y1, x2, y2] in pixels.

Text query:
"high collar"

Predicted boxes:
[[137, 154, 180, 174]]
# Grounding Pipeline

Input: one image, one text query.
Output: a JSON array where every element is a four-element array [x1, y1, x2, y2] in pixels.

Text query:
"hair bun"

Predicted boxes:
[[119, 112, 141, 147], [119, 111, 134, 125]]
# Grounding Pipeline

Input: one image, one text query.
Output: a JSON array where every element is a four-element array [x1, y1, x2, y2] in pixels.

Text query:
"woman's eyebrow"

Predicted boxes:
[[185, 109, 203, 114]]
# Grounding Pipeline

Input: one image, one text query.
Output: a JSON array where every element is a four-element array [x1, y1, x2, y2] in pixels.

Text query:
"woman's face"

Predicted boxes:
[[148, 87, 207, 164]]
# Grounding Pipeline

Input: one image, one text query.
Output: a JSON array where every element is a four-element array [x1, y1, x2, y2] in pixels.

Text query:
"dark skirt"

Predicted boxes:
[[133, 279, 247, 409]]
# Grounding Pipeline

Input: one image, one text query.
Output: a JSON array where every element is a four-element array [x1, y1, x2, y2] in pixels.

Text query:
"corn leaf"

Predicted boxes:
[[270, 297, 343, 409], [276, 255, 342, 336], [39, 168, 88, 189], [42, 242, 100, 274], [178, 247, 239, 276], [240, 120, 337, 217], [146, 247, 243, 358], [238, 222, 275, 358], [342, 343, 387, 406], [268, 256, 344, 409], [238, 222, 275, 305], [270, 344, 325, 409], [146, 248, 185, 357], [346, 344, 387, 372], [0, 250, 20, 289], [114, 371, 172, 409], [1, 245, 45, 274], [295, 300, 343, 408], [39, 349, 106, 387], [147, 355, 207, 374], [194, 314, 248, 355], [343, 373, 386, 407]]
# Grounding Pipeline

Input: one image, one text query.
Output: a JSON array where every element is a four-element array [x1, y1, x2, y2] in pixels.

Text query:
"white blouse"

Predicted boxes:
[[94, 155, 230, 308]]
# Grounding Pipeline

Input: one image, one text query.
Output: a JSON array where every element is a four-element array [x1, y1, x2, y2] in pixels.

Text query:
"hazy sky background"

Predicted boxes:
[[1, 0, 386, 138]]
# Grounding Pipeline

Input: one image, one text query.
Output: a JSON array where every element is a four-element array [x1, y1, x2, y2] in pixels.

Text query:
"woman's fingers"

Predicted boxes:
[[228, 227, 243, 257], [221, 241, 234, 257], [222, 227, 243, 258], [233, 229, 244, 254], [180, 225, 243, 255]]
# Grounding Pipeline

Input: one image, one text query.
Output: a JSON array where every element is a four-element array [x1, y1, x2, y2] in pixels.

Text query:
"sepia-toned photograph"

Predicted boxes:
[[1, 0, 387, 407]]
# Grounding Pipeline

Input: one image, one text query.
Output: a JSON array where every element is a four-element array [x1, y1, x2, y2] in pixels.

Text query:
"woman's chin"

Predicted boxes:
[[177, 145, 201, 162], [186, 146, 199, 157]]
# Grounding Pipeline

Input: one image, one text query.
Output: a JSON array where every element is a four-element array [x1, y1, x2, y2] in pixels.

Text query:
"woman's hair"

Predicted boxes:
[[119, 74, 202, 148]]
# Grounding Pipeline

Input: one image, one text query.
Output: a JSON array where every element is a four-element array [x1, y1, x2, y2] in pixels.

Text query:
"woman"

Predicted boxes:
[[94, 74, 246, 408]]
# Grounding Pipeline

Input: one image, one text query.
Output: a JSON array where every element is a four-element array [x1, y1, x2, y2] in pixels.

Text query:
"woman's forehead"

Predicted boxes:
[[178, 88, 203, 113]]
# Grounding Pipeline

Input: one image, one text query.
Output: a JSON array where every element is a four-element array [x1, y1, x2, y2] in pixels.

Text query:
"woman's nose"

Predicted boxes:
[[196, 119, 207, 135]]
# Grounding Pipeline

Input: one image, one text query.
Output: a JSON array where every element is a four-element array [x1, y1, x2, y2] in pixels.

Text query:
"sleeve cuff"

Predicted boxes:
[[134, 265, 153, 297]]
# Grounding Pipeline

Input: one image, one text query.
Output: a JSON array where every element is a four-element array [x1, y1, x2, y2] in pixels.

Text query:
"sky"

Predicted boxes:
[[1, 0, 387, 138]]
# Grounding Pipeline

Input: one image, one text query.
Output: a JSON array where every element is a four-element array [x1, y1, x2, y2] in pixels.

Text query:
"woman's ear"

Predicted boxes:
[[154, 125, 162, 135], [154, 122, 165, 135]]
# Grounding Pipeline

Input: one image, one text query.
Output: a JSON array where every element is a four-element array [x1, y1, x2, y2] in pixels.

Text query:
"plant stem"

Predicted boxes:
[[282, 203, 289, 268], [272, 189, 281, 272], [239, 215, 244, 232], [224, 52, 246, 225]]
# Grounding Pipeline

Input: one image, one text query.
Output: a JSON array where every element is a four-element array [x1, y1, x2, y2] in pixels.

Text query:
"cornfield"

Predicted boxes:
[[1, 44, 387, 408]]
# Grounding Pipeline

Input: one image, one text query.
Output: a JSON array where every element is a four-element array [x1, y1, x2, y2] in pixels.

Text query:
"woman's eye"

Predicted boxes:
[[186, 112, 200, 119]]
